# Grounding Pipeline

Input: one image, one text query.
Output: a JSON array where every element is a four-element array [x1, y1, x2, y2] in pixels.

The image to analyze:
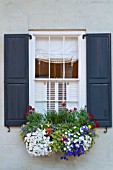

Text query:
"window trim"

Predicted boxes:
[[29, 30, 86, 111]]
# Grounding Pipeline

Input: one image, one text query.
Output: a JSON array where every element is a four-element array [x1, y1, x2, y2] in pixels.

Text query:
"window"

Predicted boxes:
[[4, 33, 111, 127], [29, 31, 86, 113]]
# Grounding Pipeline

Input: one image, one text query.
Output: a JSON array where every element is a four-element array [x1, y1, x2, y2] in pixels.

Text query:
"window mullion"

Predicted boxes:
[[55, 82, 58, 112], [63, 36, 65, 102], [49, 36, 50, 110], [49, 36, 50, 79], [63, 36, 65, 79]]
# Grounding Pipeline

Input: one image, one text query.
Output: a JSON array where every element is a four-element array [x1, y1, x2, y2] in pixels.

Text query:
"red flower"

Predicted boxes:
[[92, 125, 96, 129], [45, 128, 52, 134], [88, 113, 94, 117], [61, 102, 66, 107], [30, 112, 32, 114], [66, 108, 68, 112], [69, 109, 72, 113], [94, 120, 100, 127], [92, 120, 100, 128], [89, 117, 93, 121], [74, 107, 77, 111], [27, 106, 32, 111], [45, 134, 49, 137], [32, 108, 35, 111], [88, 113, 94, 121], [25, 113, 28, 117]]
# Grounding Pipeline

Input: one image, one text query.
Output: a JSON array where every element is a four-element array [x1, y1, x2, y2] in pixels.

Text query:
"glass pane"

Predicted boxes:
[[50, 62, 63, 78], [64, 37, 78, 55], [36, 37, 49, 56], [65, 60, 78, 78], [58, 82, 66, 100], [50, 36, 63, 55], [47, 82, 55, 100], [50, 37, 63, 79], [35, 59, 49, 78], [35, 102, 47, 114], [47, 101, 55, 111]]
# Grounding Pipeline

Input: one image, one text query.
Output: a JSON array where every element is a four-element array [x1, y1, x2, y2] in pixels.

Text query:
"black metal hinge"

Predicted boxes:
[[7, 126, 10, 132], [82, 34, 86, 39], [103, 126, 108, 134], [29, 34, 32, 40]]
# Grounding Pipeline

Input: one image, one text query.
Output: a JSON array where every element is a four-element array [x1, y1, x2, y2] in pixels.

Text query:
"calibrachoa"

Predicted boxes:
[[20, 105, 99, 160]]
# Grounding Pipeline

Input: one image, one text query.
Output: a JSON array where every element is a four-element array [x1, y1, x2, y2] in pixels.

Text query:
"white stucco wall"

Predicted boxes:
[[0, 0, 113, 170]]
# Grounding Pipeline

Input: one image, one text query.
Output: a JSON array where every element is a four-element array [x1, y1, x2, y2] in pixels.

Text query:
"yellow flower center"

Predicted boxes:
[[88, 125, 91, 129]]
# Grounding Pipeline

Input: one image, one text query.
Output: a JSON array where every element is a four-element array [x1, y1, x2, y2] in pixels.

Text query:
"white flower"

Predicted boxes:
[[80, 128, 84, 133], [24, 128, 53, 156], [32, 132, 37, 136], [76, 132, 80, 136], [27, 133, 31, 137], [79, 136, 84, 141], [67, 146, 70, 149], [74, 139, 79, 143], [67, 141, 71, 145], [75, 144, 79, 148]]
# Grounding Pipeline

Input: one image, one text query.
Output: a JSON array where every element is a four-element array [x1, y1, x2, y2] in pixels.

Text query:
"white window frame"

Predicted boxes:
[[29, 30, 86, 111]]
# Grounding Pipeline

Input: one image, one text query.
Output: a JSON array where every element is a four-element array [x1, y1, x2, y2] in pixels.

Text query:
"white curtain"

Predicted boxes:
[[35, 36, 78, 63]]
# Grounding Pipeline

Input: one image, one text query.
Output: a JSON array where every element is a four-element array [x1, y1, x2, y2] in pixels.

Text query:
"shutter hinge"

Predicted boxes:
[[29, 34, 32, 40], [85, 105, 87, 110], [103, 126, 108, 134], [82, 34, 86, 39], [7, 126, 11, 132]]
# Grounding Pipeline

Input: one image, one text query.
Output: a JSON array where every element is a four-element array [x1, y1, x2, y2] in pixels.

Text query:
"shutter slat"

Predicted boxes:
[[4, 34, 29, 126], [86, 33, 112, 127]]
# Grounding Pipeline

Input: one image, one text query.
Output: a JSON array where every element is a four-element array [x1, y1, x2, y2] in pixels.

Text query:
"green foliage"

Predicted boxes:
[[20, 111, 44, 137], [26, 111, 44, 126], [20, 106, 98, 139], [44, 110, 58, 124]]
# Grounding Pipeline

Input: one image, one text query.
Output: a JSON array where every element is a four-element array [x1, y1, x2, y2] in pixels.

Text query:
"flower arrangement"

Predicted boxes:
[[20, 104, 100, 160]]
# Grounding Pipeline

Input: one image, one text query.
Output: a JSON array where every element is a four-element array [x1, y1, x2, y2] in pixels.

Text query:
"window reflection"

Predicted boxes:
[[50, 62, 63, 78], [35, 59, 49, 78], [65, 60, 78, 78]]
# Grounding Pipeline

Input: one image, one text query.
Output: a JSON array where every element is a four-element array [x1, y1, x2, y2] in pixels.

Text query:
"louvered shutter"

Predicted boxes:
[[35, 81, 47, 112], [86, 34, 112, 127], [4, 34, 29, 126], [66, 82, 78, 109]]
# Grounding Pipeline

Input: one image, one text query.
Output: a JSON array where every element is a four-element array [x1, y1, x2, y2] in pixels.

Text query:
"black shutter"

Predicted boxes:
[[86, 34, 112, 127], [4, 34, 29, 126]]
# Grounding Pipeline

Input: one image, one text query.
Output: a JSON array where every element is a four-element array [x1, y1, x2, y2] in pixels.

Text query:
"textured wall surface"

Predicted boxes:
[[0, 0, 113, 170]]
